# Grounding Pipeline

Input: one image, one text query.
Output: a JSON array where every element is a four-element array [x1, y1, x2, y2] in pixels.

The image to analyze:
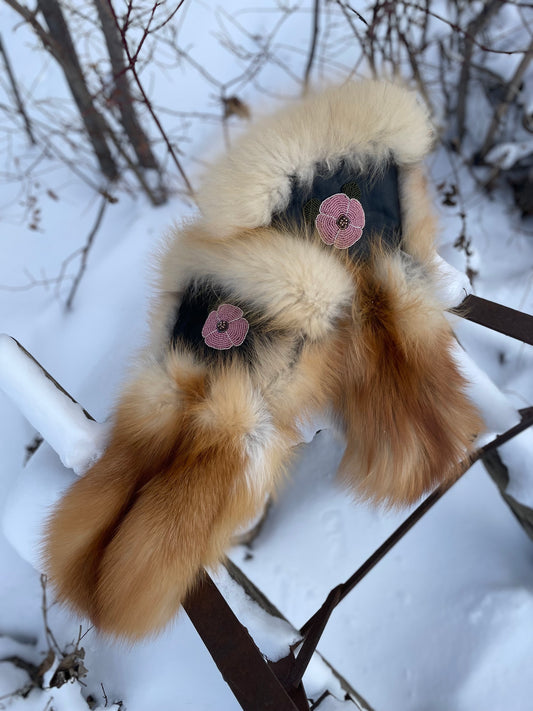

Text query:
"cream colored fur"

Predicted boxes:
[[149, 224, 354, 352], [197, 80, 433, 236]]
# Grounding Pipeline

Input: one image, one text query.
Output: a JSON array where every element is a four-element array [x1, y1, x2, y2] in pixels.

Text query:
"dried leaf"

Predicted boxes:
[[38, 649, 55, 680], [223, 96, 251, 120]]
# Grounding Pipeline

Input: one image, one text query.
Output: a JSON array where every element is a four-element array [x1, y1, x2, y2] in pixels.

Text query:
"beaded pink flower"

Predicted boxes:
[[315, 193, 365, 249], [202, 304, 249, 350]]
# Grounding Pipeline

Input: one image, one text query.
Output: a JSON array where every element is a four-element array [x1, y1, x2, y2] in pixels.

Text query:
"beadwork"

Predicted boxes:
[[315, 192, 365, 249], [202, 304, 249, 350]]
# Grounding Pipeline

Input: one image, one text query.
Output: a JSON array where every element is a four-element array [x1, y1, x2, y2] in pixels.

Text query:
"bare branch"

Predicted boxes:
[[66, 194, 108, 309], [303, 0, 320, 94], [105, 0, 193, 196], [455, 0, 503, 143], [40, 574, 62, 656], [401, 1, 531, 55], [36, 0, 118, 180], [3, 0, 60, 58], [0, 33, 36, 145], [477, 36, 533, 161], [397, 28, 434, 114], [93, 0, 165, 185]]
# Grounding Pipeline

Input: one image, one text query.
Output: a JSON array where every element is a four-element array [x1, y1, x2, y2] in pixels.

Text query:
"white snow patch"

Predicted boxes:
[[455, 588, 533, 711], [499, 428, 533, 508], [450, 341, 521, 436], [0, 660, 30, 697], [2, 442, 75, 570], [485, 140, 533, 170], [211, 565, 299, 661], [0, 335, 110, 475], [318, 698, 361, 710], [300, 650, 346, 704]]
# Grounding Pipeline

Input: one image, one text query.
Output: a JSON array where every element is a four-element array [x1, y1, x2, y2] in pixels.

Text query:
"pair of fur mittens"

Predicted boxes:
[[44, 80, 483, 640]]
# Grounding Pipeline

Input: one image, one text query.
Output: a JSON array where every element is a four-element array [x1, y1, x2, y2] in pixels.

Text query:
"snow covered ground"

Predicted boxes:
[[1, 1, 533, 709]]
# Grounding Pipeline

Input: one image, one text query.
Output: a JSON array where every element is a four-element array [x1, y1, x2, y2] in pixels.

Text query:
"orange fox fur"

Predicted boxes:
[[44, 79, 483, 640], [329, 249, 483, 505], [45, 321, 333, 639]]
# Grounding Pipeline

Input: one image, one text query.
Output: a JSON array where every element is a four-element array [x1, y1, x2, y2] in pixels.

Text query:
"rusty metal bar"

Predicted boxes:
[[184, 573, 309, 711], [455, 294, 533, 346]]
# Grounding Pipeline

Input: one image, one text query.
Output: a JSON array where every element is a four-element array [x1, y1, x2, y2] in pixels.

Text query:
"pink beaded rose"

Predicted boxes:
[[201, 304, 249, 350], [315, 193, 365, 249]]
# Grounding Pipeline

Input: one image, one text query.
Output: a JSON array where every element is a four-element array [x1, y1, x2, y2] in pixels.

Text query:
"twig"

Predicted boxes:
[[400, 1, 529, 55], [0, 33, 35, 145], [477, 36, 533, 162], [101, 682, 109, 707], [40, 575, 62, 656], [334, 1, 370, 75], [397, 28, 434, 114], [103, 123, 166, 205], [106, 0, 194, 196], [214, 5, 301, 91], [309, 690, 330, 710], [66, 193, 108, 310], [438, 39, 453, 119], [303, 0, 320, 93], [3, 0, 60, 60], [341, 1, 369, 27], [0, 274, 73, 292], [455, 0, 503, 143]]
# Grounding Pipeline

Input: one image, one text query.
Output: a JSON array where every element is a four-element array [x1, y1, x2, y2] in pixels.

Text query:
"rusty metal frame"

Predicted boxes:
[[179, 295, 533, 709], [6, 293, 533, 710]]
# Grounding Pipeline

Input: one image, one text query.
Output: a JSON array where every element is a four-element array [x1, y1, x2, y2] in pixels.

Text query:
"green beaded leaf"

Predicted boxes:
[[302, 197, 322, 224], [341, 181, 362, 201]]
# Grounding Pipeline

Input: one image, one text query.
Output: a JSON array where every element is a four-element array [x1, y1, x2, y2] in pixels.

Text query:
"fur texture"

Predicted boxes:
[[45, 346, 331, 638], [328, 247, 483, 505], [44, 79, 483, 640], [197, 80, 434, 236]]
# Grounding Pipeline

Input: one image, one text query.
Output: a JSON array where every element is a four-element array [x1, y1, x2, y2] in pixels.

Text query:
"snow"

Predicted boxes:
[[0, 335, 110, 475], [500, 429, 533, 508], [450, 340, 521, 437], [2, 441, 75, 570], [212, 566, 299, 662], [433, 254, 472, 308], [485, 140, 533, 170], [1, 1, 533, 710], [0, 661, 29, 698]]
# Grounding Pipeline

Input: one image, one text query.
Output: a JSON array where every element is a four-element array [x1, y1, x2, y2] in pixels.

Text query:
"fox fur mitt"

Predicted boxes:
[[44, 80, 482, 640]]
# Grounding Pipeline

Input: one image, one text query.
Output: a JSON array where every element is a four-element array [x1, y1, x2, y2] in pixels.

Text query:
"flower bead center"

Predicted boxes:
[[336, 214, 350, 229], [216, 320, 229, 333]]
